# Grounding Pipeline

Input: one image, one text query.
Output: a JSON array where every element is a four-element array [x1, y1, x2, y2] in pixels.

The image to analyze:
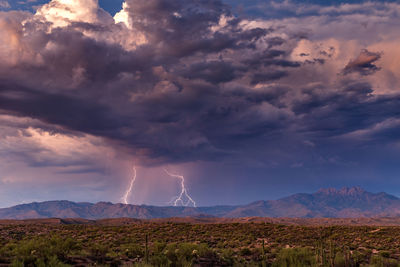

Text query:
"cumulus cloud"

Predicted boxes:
[[0, 0, 298, 163], [1, 0, 400, 162], [35, 0, 113, 27]]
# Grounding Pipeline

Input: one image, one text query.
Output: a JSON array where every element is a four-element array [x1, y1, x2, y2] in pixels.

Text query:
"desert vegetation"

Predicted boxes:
[[0, 221, 400, 266]]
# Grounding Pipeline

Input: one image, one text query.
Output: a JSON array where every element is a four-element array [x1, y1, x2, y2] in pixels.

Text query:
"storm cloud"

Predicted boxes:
[[0, 0, 400, 206]]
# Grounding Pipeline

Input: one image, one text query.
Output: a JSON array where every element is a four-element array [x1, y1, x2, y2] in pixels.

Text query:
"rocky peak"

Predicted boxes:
[[317, 186, 366, 196]]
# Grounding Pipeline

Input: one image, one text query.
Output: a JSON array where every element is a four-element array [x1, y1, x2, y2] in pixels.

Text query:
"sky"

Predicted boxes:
[[0, 0, 400, 207]]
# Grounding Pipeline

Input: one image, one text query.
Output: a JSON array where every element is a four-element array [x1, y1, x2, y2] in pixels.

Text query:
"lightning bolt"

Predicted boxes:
[[164, 168, 196, 207], [122, 165, 137, 205]]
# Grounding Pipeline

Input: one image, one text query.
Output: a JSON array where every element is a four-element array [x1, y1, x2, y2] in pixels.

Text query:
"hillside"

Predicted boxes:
[[1, 187, 400, 219]]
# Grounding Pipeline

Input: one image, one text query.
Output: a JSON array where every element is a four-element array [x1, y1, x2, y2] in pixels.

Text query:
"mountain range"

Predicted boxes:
[[2, 187, 400, 220]]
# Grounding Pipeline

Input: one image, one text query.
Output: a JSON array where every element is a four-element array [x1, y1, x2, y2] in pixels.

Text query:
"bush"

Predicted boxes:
[[220, 248, 236, 265], [89, 243, 110, 263], [9, 235, 76, 266], [122, 243, 144, 259], [369, 255, 399, 267], [272, 248, 316, 267], [240, 247, 252, 256], [148, 242, 216, 267]]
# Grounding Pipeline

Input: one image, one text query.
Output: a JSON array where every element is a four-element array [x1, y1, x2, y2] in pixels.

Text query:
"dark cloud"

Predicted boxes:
[[251, 71, 288, 84], [292, 80, 400, 144], [180, 60, 238, 83], [0, 0, 305, 164], [0, 81, 123, 134], [0, 0, 399, 169]]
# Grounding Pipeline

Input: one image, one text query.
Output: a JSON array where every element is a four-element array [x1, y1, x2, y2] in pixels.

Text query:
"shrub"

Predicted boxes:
[[369, 255, 399, 267], [89, 243, 110, 263], [272, 248, 316, 267], [122, 243, 144, 259], [240, 247, 252, 256], [9, 235, 76, 266]]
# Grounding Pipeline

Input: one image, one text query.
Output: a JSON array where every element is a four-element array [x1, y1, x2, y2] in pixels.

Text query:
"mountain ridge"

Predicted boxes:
[[2, 187, 400, 219]]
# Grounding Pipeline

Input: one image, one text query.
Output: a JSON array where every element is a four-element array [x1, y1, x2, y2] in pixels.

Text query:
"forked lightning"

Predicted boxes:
[[164, 168, 196, 207]]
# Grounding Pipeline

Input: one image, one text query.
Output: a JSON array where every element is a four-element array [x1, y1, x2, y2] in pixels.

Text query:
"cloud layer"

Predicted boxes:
[[1, 0, 400, 206]]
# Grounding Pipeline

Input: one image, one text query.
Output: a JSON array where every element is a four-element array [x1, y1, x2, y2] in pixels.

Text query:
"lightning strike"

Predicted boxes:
[[164, 168, 196, 207], [122, 165, 137, 204]]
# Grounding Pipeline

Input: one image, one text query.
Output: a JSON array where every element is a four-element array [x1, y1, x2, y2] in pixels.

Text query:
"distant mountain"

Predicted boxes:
[[226, 187, 400, 218], [1, 187, 400, 219], [0, 201, 238, 220]]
